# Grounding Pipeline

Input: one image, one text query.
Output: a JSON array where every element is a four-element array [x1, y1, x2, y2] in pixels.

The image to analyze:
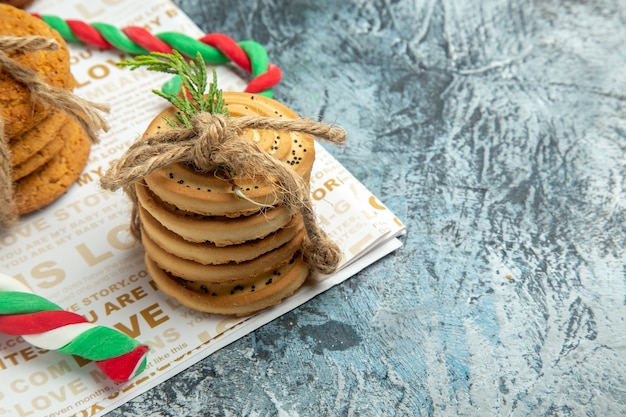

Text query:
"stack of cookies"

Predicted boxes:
[[141, 92, 315, 316], [1, 4, 91, 215]]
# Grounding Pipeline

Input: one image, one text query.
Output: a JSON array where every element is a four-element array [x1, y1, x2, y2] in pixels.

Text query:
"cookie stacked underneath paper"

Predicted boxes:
[[141, 92, 318, 316]]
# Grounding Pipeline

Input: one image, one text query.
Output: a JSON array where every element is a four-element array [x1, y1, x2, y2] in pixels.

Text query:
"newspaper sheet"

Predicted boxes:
[[0, 1, 405, 416]]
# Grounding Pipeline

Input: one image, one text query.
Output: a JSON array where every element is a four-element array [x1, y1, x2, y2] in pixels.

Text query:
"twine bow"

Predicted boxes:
[[100, 112, 347, 274], [0, 35, 110, 229]]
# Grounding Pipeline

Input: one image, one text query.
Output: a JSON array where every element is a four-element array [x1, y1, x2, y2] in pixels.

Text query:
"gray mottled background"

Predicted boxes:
[[109, 0, 626, 415]]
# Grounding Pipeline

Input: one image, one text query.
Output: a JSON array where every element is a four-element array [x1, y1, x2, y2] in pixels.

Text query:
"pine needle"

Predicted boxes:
[[118, 51, 227, 128]]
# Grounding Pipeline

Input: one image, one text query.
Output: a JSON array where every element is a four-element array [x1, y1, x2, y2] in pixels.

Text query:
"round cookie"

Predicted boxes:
[[142, 92, 316, 217], [13, 117, 90, 214], [142, 227, 306, 283], [11, 113, 70, 180], [0, 1, 35, 9], [144, 162, 282, 217], [146, 254, 310, 316], [223, 92, 316, 177], [0, 4, 72, 138], [9, 109, 67, 166], [136, 181, 294, 245], [139, 204, 304, 264]]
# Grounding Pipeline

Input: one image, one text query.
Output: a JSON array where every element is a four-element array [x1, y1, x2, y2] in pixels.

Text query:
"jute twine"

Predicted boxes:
[[100, 112, 347, 274], [0, 35, 110, 229]]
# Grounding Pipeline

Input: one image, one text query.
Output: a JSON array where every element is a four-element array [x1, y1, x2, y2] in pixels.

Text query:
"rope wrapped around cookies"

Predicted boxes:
[[100, 112, 347, 275], [0, 118, 14, 227], [0, 35, 109, 229]]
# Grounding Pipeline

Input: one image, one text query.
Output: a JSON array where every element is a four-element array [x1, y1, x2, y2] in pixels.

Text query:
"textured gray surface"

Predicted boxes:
[[109, 0, 626, 415]]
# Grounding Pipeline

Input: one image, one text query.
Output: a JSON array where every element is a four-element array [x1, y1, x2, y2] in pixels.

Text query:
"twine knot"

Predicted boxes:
[[101, 109, 347, 274], [192, 112, 230, 171], [0, 35, 110, 229]]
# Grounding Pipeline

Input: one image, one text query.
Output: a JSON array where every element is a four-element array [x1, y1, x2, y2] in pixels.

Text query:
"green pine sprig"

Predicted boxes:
[[118, 50, 227, 128]]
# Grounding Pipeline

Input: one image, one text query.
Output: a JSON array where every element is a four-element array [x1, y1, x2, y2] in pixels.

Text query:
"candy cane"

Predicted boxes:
[[0, 273, 148, 383], [32, 13, 282, 97]]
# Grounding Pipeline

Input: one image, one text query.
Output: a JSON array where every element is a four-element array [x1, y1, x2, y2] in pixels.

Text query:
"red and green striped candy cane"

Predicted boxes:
[[0, 273, 149, 383], [32, 13, 282, 98]]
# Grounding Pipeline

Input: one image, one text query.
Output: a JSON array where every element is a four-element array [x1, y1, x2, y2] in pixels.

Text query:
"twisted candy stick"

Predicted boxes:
[[0, 273, 148, 383], [32, 13, 282, 97]]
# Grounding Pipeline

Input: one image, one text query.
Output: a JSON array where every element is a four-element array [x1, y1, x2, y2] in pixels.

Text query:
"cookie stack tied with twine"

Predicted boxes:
[[101, 52, 346, 316], [0, 4, 108, 228]]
